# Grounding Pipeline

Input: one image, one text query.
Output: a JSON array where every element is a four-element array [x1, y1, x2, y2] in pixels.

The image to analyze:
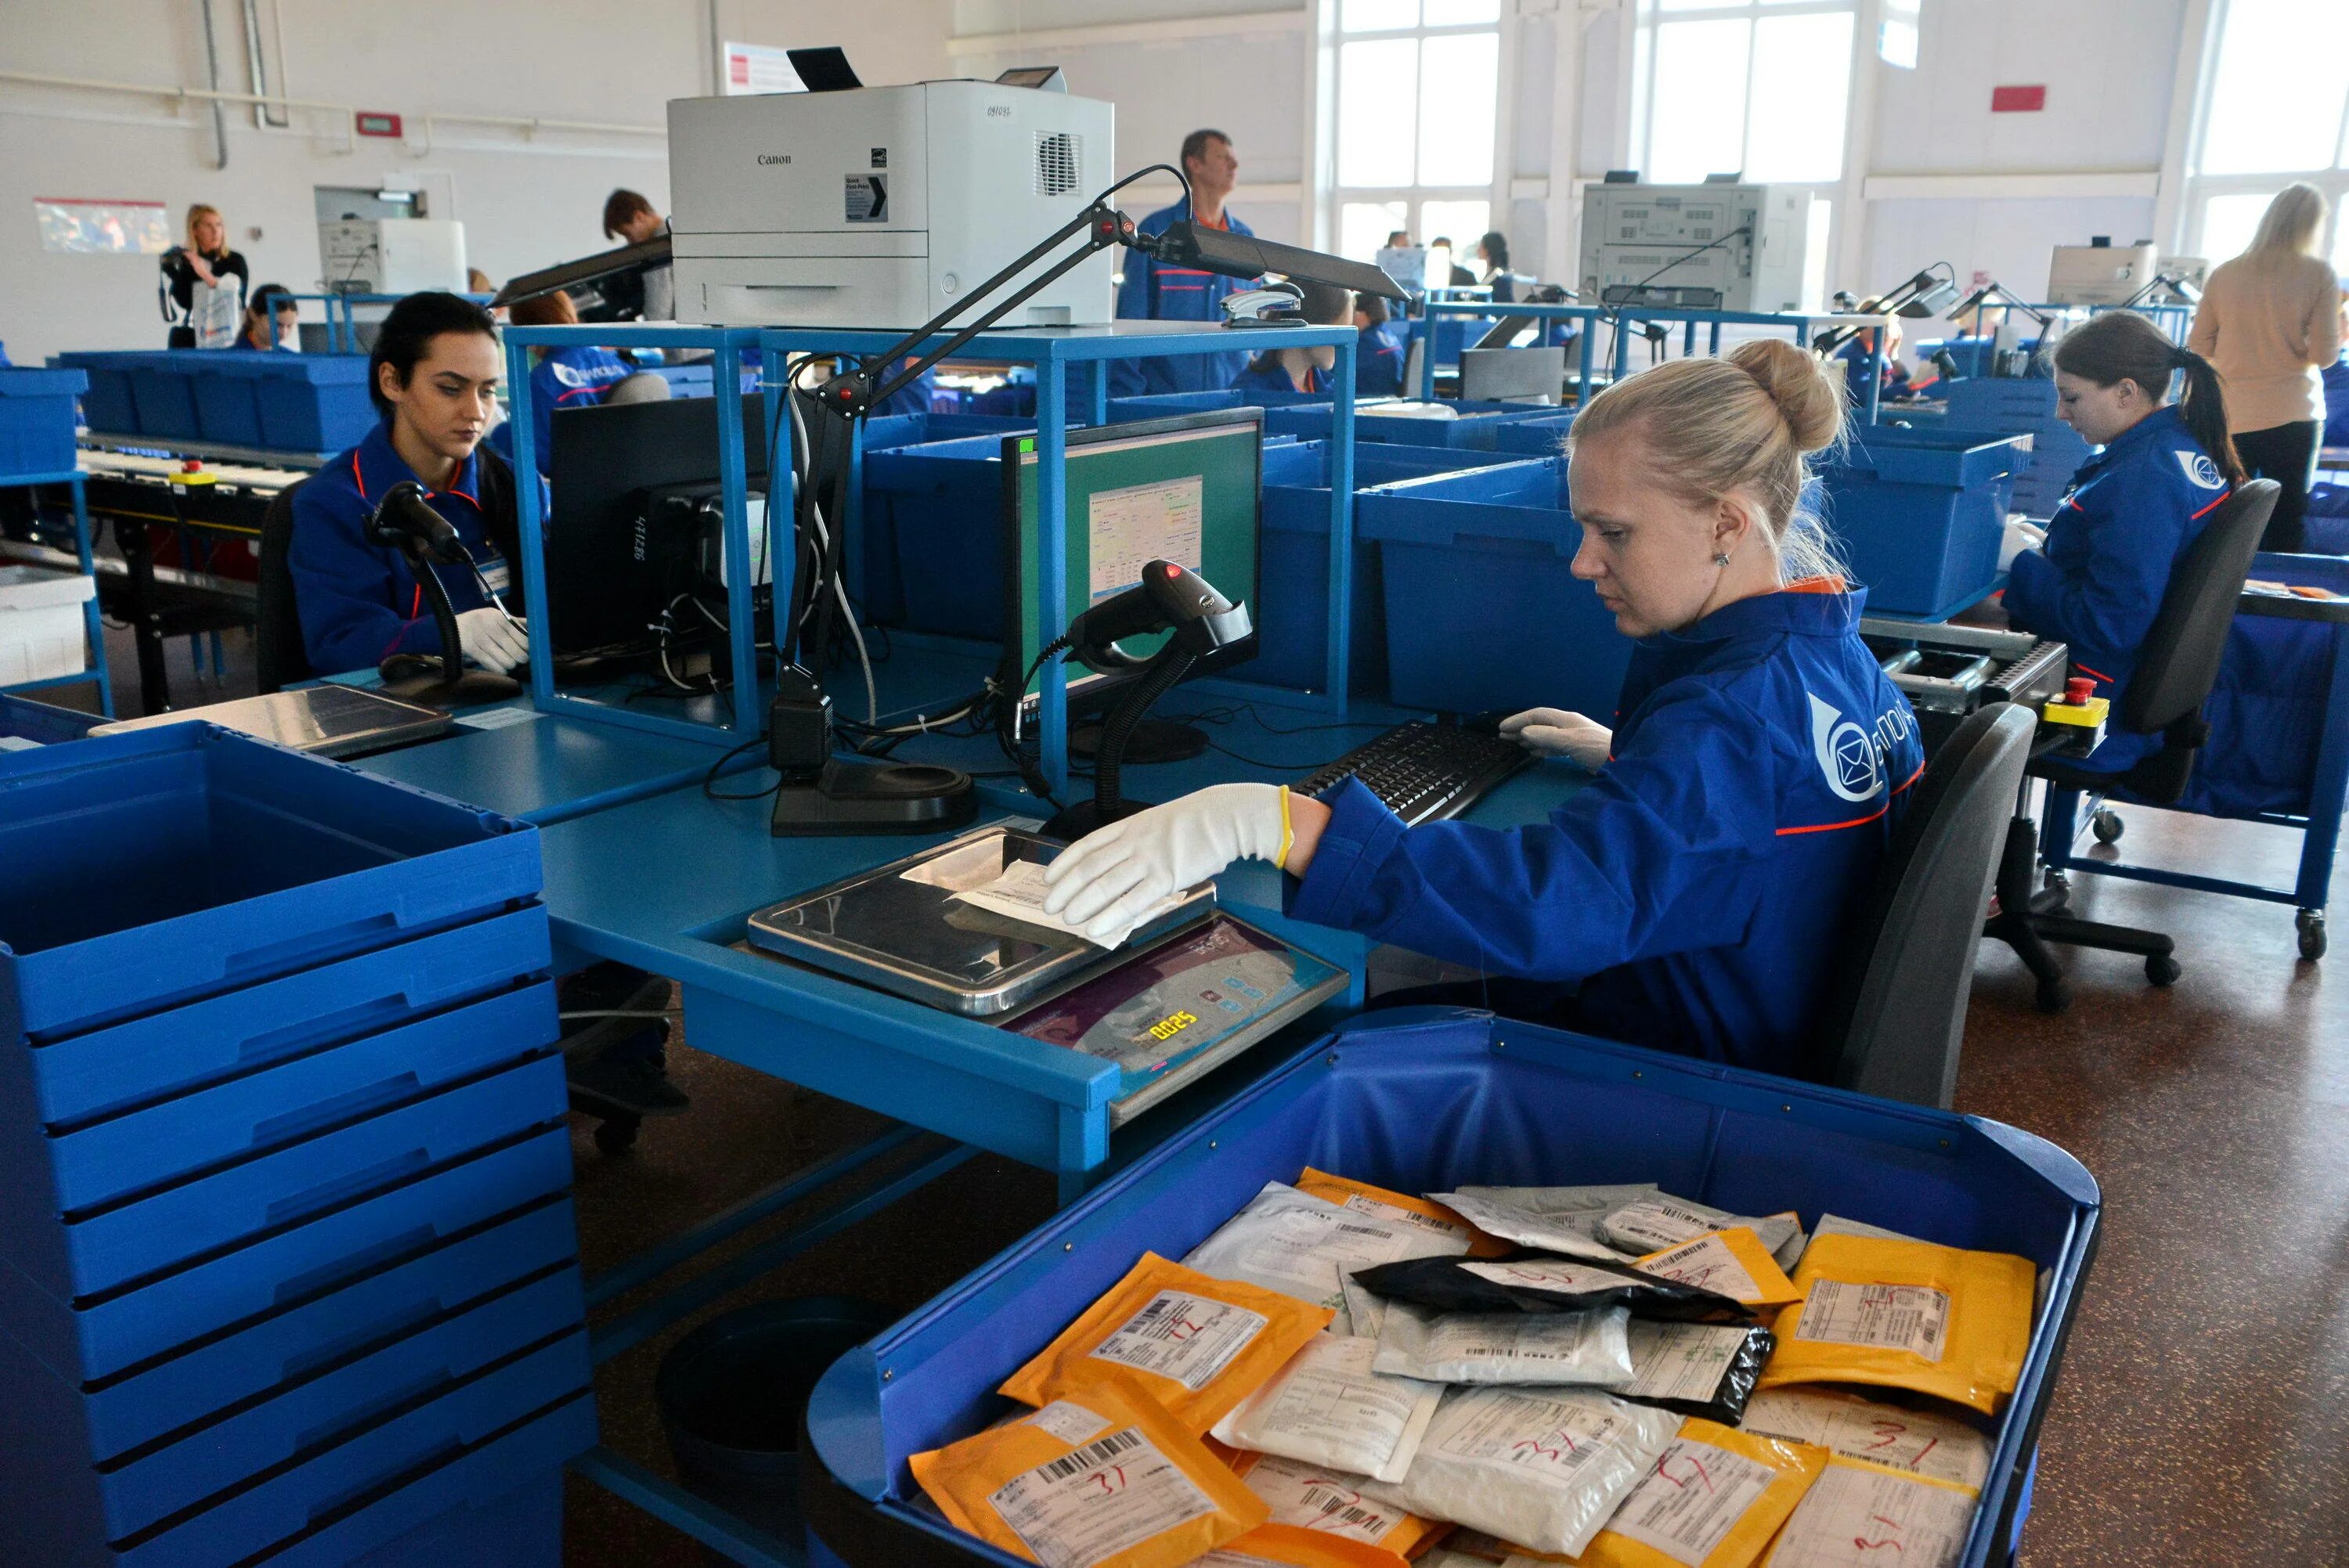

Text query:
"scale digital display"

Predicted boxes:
[[1005, 916, 1346, 1121]]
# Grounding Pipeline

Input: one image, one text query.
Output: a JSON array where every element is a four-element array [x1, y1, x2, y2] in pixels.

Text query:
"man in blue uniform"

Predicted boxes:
[[1114, 128, 1257, 397]]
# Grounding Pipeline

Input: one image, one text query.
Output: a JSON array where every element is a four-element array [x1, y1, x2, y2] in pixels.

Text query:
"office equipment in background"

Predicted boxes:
[[543, 392, 770, 657], [1579, 182, 1813, 313], [1293, 721, 1531, 826], [89, 686, 453, 756], [667, 81, 1118, 327], [1460, 345, 1566, 403], [2046, 239, 2161, 307], [1379, 244, 1427, 294], [317, 218, 468, 294], [492, 236, 673, 314], [1001, 409, 1265, 751]]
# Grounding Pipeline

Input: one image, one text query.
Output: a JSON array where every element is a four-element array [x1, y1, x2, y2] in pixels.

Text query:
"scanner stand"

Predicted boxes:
[[770, 759, 979, 837], [373, 539, 521, 712]]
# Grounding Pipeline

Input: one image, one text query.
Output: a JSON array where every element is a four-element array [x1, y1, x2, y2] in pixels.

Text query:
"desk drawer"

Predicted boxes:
[[86, 1271, 585, 1538], [0, 1128, 576, 1382], [38, 981, 555, 1213], [73, 1199, 582, 1462], [15, 1055, 565, 1300], [16, 906, 550, 1127]]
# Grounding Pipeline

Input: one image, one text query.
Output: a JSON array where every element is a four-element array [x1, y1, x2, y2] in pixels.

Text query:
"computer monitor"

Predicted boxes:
[[1000, 408, 1263, 730], [543, 391, 771, 655]]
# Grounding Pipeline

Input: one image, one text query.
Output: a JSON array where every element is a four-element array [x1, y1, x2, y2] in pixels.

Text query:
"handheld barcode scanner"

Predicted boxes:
[[365, 481, 523, 709], [1042, 561, 1254, 842]]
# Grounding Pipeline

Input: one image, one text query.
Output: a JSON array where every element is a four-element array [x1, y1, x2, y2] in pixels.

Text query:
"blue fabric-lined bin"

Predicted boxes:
[[1247, 439, 1523, 694], [125, 352, 201, 440], [803, 1010, 2100, 1568], [1355, 456, 1631, 716], [254, 354, 375, 453], [191, 355, 268, 445], [49, 355, 135, 435], [1817, 427, 2028, 620], [0, 368, 86, 478]]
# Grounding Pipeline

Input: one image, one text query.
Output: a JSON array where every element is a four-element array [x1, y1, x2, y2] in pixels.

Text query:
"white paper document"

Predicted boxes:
[[950, 859, 1184, 950]]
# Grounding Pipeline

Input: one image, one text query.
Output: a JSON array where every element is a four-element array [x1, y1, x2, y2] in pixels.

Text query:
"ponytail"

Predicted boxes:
[[2170, 344, 2246, 486], [2053, 310, 2245, 485]]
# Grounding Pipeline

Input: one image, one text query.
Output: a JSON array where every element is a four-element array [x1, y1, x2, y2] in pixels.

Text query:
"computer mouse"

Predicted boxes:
[[378, 653, 442, 683], [1459, 708, 1514, 736]]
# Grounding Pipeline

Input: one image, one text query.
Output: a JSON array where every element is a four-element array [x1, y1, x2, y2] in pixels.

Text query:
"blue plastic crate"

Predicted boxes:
[[1354, 457, 1633, 716], [0, 1324, 589, 1568], [125, 352, 202, 440], [3, 1263, 584, 1540], [1941, 380, 2092, 519], [189, 355, 268, 445], [1246, 439, 1523, 694], [16, 975, 553, 1219], [0, 1126, 576, 1382], [7, 1053, 565, 1303], [803, 1010, 2099, 1568], [651, 363, 715, 398], [255, 355, 376, 453], [861, 434, 1014, 640], [0, 367, 87, 478], [46, 1196, 581, 1462], [1493, 411, 1576, 456], [1818, 427, 2027, 620], [50, 354, 137, 435], [0, 693, 97, 747], [344, 1470, 562, 1568], [0, 725, 539, 1040], [1265, 398, 1561, 450]]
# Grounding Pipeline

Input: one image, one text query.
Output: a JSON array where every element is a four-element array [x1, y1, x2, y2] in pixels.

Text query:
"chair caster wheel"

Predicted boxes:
[[593, 1116, 641, 1155], [2298, 910, 2327, 960], [2034, 977, 2070, 1013], [2091, 808, 2124, 845], [2145, 954, 2182, 986]]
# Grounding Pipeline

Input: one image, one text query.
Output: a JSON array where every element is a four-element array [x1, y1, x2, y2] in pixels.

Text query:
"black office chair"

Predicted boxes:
[[1808, 702, 2034, 1108], [1986, 478, 2279, 1009], [254, 481, 312, 694]]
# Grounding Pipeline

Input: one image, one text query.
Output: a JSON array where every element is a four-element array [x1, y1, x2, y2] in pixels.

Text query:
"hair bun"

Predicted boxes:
[[1727, 337, 1846, 455]]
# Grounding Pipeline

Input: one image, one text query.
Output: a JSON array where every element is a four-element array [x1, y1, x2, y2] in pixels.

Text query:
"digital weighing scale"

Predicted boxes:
[[89, 686, 453, 758], [743, 824, 1348, 1123]]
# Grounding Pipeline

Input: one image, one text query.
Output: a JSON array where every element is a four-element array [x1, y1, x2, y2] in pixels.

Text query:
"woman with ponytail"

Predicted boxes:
[[1038, 339, 1925, 1076], [2002, 310, 2244, 774]]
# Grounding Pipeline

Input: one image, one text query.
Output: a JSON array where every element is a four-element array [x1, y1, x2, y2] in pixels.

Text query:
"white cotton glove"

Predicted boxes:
[[1499, 707, 1613, 768], [1998, 519, 2047, 572], [455, 606, 529, 673], [1041, 783, 1290, 942]]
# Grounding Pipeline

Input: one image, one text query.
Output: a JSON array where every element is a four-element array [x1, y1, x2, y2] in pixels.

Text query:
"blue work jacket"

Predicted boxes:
[[1230, 356, 1323, 396], [2005, 405, 2230, 773], [489, 345, 634, 476], [2322, 355, 2349, 449], [290, 420, 508, 676], [1357, 322, 1408, 398], [1113, 197, 1257, 397], [1290, 585, 1925, 1074]]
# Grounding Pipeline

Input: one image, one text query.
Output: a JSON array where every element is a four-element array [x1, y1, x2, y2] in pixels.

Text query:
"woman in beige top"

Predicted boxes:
[[2187, 183, 2343, 551]]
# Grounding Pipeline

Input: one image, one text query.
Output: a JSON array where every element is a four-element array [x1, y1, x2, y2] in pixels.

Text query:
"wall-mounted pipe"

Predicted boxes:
[[197, 0, 229, 168], [0, 68, 666, 142], [242, 0, 287, 128]]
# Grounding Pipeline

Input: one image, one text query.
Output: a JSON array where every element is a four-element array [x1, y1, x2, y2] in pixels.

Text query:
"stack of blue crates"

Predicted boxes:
[[1815, 426, 2030, 620], [1941, 378, 2092, 519], [0, 726, 594, 1567], [49, 352, 376, 456], [0, 368, 88, 479]]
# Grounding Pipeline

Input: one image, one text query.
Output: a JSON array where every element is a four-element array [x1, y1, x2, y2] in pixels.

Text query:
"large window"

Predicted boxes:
[[1633, 0, 1856, 187], [1330, 0, 1503, 263], [2185, 0, 2349, 269]]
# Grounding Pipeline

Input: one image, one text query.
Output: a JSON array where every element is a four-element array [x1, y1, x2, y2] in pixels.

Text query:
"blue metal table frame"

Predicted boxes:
[[2038, 586, 2349, 950], [1415, 297, 1602, 405], [0, 470, 114, 717], [270, 290, 499, 353]]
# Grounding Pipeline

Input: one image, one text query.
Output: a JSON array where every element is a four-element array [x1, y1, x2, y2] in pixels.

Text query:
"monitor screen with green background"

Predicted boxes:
[[1002, 409, 1263, 703]]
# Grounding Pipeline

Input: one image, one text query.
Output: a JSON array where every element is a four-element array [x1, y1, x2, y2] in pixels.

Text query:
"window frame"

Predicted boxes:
[[1325, 2, 1507, 260], [2181, 0, 2349, 264]]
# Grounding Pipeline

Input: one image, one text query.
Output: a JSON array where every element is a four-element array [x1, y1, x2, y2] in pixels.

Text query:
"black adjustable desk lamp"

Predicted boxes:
[[1811, 265, 1961, 356], [366, 481, 524, 709]]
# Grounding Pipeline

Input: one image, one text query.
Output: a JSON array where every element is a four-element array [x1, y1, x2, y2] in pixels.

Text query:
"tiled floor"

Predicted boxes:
[[557, 802, 2349, 1567]]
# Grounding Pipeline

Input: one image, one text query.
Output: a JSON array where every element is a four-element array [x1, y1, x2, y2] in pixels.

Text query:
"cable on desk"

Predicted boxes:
[[702, 730, 781, 802]]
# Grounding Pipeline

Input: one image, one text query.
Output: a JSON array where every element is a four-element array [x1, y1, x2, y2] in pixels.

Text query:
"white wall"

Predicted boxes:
[[0, 0, 951, 365]]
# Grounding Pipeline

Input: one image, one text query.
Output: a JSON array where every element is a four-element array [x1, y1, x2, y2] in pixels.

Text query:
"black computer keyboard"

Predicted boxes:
[[1294, 723, 1532, 826]]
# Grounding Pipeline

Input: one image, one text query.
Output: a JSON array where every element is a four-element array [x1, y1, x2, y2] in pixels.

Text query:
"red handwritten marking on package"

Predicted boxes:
[[1654, 1453, 1716, 1493], [1085, 1465, 1129, 1498], [1169, 1317, 1206, 1340], [1911, 1436, 1939, 1467], [1867, 1420, 1910, 1450], [1853, 1515, 1908, 1552]]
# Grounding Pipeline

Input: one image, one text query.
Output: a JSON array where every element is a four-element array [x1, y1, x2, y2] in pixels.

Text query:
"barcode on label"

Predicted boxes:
[[1035, 1429, 1143, 1483]]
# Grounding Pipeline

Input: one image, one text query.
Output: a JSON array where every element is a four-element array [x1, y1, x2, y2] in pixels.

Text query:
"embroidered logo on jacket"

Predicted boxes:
[[2175, 450, 2225, 489], [1809, 693, 1885, 803]]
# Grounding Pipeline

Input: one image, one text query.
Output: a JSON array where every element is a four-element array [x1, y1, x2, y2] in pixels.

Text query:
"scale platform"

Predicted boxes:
[[88, 686, 453, 758], [742, 824, 1347, 1123]]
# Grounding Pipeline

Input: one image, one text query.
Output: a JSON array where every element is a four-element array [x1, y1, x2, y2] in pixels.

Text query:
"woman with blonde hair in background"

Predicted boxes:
[[2187, 182, 2342, 550], [157, 203, 249, 348], [1040, 340, 1924, 1077]]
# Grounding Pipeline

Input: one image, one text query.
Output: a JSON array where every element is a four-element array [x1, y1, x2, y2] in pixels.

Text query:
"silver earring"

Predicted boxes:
[[1713, 553, 1731, 567]]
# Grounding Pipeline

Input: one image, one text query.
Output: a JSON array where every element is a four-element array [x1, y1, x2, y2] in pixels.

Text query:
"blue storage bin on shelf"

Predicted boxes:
[[1493, 409, 1575, 456], [861, 433, 1014, 640], [1941, 378, 2092, 518], [651, 362, 715, 398], [1817, 426, 2028, 620], [126, 351, 202, 440], [345, 1470, 564, 1568], [861, 410, 1031, 454], [803, 1010, 2099, 1568], [1247, 438, 1523, 694], [50, 354, 136, 435], [1354, 456, 1631, 716], [0, 724, 538, 1038], [0, 368, 87, 478], [254, 354, 376, 453], [190, 352, 271, 445]]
